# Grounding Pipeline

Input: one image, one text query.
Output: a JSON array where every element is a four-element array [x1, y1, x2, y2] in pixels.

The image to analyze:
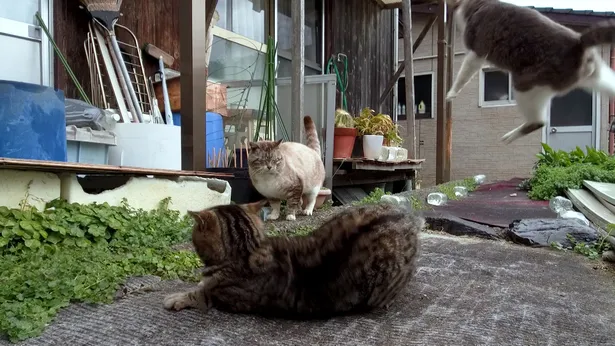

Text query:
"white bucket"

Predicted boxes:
[[362, 135, 384, 159]]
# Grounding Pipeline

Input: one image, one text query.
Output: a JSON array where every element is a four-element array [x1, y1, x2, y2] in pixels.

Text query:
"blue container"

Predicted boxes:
[[0, 80, 67, 161], [172, 112, 225, 168]]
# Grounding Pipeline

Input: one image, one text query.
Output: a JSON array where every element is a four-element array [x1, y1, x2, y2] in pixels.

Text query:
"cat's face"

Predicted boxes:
[[248, 140, 285, 173], [188, 201, 267, 266]]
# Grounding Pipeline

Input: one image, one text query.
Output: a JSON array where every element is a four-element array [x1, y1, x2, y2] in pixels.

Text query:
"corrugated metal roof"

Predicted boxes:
[[529, 6, 615, 18]]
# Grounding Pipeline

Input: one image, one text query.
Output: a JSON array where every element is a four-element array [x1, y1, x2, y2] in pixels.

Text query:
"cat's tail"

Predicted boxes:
[[580, 19, 615, 49], [303, 115, 321, 156]]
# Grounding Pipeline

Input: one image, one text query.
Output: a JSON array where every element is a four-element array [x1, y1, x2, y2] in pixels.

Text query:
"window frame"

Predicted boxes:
[[479, 67, 516, 108], [397, 71, 435, 121]]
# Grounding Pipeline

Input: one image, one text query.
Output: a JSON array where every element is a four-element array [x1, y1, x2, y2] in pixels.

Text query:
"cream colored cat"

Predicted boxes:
[[248, 116, 325, 221]]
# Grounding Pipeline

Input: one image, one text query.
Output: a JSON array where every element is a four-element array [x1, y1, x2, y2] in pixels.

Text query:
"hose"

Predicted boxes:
[[326, 53, 349, 111]]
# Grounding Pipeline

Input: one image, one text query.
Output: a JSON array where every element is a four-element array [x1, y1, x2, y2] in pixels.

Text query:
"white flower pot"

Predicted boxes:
[[362, 134, 384, 159]]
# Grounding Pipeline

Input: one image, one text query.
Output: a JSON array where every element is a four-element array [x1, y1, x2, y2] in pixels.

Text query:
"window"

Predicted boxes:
[[215, 0, 267, 43], [396, 73, 434, 121], [208, 36, 265, 83], [480, 68, 515, 107], [276, 0, 324, 77]]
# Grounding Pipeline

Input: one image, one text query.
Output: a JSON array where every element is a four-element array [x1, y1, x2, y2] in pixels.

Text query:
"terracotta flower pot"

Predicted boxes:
[[333, 127, 357, 159]]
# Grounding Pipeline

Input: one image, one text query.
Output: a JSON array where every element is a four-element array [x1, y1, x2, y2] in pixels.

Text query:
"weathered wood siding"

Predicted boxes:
[[325, 0, 395, 115], [54, 0, 395, 115], [53, 0, 183, 99]]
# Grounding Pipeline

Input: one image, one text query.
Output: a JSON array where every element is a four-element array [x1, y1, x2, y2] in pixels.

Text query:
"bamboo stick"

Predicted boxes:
[[240, 143, 243, 168], [233, 144, 237, 168]]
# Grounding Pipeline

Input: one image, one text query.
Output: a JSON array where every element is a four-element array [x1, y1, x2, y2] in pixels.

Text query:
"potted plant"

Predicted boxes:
[[354, 108, 397, 159], [384, 122, 404, 147], [333, 108, 357, 159]]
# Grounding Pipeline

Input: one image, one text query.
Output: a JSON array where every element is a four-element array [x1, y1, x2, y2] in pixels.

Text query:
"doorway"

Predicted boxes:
[[545, 88, 597, 152]]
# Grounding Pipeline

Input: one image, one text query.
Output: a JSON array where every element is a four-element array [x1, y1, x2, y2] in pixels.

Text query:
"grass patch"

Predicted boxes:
[[0, 198, 201, 342], [436, 178, 478, 201]]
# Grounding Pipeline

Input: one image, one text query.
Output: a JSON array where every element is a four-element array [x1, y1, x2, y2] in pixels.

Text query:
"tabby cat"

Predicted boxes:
[[248, 115, 325, 221], [163, 201, 423, 318], [446, 0, 615, 143]]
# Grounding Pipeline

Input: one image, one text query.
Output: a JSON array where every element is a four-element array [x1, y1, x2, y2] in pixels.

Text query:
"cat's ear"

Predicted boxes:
[[243, 199, 268, 214], [187, 210, 205, 225], [248, 142, 259, 151], [274, 139, 283, 147]]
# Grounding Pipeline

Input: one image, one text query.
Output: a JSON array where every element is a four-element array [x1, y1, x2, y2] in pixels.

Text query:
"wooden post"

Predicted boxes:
[[291, 0, 305, 142], [445, 5, 455, 182], [401, 0, 416, 159], [179, 0, 207, 170], [378, 14, 437, 110], [435, 0, 448, 184]]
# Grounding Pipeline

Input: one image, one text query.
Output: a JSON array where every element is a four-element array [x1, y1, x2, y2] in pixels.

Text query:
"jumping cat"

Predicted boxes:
[[445, 0, 615, 143], [248, 115, 325, 221], [163, 201, 423, 318]]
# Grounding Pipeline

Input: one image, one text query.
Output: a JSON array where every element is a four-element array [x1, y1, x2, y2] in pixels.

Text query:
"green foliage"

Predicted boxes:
[[565, 232, 612, 260], [528, 144, 615, 200], [535, 143, 610, 168], [437, 178, 478, 201], [0, 198, 201, 342], [353, 187, 390, 205]]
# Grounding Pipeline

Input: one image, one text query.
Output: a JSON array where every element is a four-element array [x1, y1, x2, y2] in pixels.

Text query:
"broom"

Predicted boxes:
[[79, 0, 144, 123]]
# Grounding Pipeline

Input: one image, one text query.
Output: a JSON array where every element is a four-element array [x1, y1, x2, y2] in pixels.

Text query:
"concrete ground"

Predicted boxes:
[[4, 233, 615, 346]]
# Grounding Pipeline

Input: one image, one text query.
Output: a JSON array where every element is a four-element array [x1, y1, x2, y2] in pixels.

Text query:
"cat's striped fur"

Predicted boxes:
[[163, 201, 423, 318]]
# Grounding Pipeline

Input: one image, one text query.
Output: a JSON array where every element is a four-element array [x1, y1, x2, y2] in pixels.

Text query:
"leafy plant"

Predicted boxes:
[[528, 144, 615, 200], [565, 232, 612, 260], [535, 143, 610, 168], [0, 198, 201, 342], [354, 108, 402, 145], [353, 187, 390, 205], [334, 108, 355, 128]]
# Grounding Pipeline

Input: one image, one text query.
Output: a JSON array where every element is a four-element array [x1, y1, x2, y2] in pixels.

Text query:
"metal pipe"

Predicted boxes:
[[610, 46, 615, 154]]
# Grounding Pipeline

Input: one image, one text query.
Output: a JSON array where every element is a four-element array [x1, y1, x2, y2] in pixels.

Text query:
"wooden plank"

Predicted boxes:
[[377, 14, 437, 109], [435, 0, 447, 184], [566, 188, 615, 230], [333, 158, 425, 164], [353, 162, 422, 171], [180, 0, 208, 170], [583, 180, 615, 206], [0, 158, 233, 178], [401, 0, 416, 159], [291, 0, 305, 142], [444, 3, 455, 182], [325, 0, 395, 115]]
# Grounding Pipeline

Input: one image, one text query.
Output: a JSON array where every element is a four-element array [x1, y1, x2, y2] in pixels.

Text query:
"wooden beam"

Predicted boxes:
[[179, 0, 207, 170], [435, 0, 447, 184], [444, 4, 455, 182], [291, 0, 305, 142], [378, 14, 437, 109], [401, 0, 416, 159]]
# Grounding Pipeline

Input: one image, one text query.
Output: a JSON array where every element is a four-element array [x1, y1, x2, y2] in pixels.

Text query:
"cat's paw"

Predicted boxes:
[[285, 214, 296, 221], [266, 213, 280, 221], [163, 292, 192, 311], [301, 208, 313, 216], [446, 90, 458, 101], [501, 129, 519, 144]]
